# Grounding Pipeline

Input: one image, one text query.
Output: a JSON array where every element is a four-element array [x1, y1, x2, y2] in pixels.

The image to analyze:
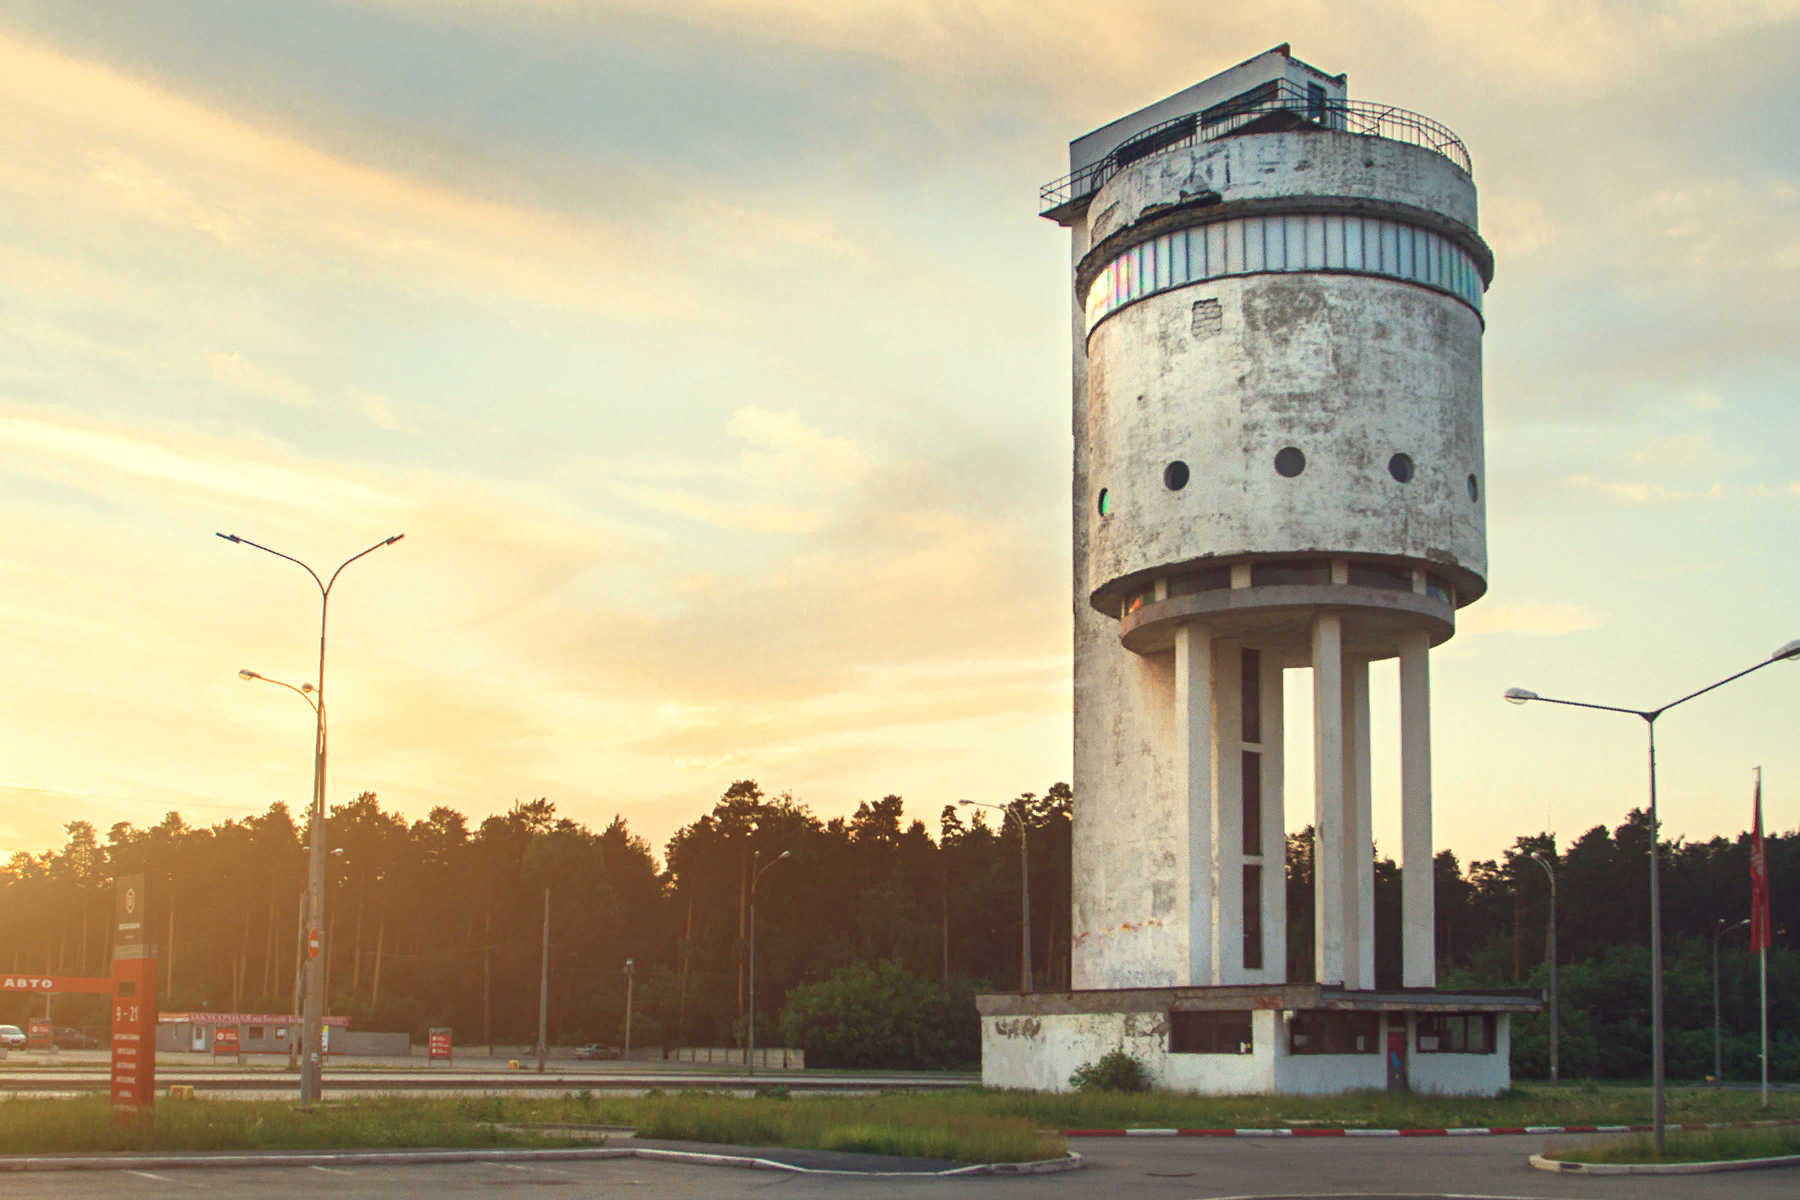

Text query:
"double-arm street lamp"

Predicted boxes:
[[746, 849, 789, 1076], [1527, 851, 1558, 1086], [1505, 637, 1800, 1151], [1713, 917, 1749, 1086], [960, 798, 1032, 993], [220, 532, 403, 1109]]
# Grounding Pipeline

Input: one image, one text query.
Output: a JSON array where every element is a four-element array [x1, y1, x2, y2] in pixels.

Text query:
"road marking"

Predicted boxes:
[[125, 1171, 201, 1187], [496, 1163, 571, 1174], [306, 1166, 355, 1175]]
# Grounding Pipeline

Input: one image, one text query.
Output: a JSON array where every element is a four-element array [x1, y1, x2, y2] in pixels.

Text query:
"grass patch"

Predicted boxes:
[[1547, 1124, 1800, 1165], [505, 1092, 1061, 1163], [0, 1094, 580, 1155]]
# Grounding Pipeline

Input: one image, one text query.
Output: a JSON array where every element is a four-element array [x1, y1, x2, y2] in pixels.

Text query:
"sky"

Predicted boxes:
[[0, 0, 1796, 872]]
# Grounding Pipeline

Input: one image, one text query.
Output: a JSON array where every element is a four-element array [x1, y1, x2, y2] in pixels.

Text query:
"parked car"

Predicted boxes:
[[574, 1043, 620, 1060], [53, 1026, 100, 1049], [0, 1025, 23, 1049]]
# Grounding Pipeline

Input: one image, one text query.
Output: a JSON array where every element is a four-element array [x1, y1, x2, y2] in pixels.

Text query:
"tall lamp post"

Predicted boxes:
[[1504, 637, 1800, 1151], [1528, 851, 1558, 1086], [220, 532, 404, 1109], [1712, 917, 1749, 1086], [746, 849, 789, 1077], [960, 798, 1032, 993], [622, 958, 635, 1059]]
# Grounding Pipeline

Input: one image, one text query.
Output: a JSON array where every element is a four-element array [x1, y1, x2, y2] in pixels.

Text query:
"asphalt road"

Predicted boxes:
[[2, 1135, 1794, 1199]]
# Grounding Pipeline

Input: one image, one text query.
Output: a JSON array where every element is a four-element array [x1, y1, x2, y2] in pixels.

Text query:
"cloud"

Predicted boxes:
[[1461, 602, 1601, 637], [206, 351, 316, 409], [1567, 474, 1692, 505], [0, 408, 404, 517], [350, 387, 417, 433]]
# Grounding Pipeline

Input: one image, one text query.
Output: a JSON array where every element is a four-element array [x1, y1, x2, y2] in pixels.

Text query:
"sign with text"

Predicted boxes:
[[159, 1011, 348, 1027], [213, 1026, 240, 1054], [26, 1018, 51, 1049], [115, 872, 145, 950], [111, 875, 156, 1127], [428, 1027, 452, 1063], [1, 975, 116, 995]]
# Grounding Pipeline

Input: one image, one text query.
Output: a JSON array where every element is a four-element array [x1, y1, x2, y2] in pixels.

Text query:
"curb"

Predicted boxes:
[[1062, 1118, 1800, 1139], [0, 1146, 1084, 1178], [1530, 1151, 1800, 1176]]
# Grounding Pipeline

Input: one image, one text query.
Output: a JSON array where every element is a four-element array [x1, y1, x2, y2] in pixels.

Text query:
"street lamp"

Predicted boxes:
[[622, 958, 635, 1060], [1504, 637, 1799, 1150], [961, 798, 1033, 993], [1713, 917, 1749, 1086], [1528, 851, 1558, 1086], [220, 531, 403, 1109], [746, 849, 789, 1077]]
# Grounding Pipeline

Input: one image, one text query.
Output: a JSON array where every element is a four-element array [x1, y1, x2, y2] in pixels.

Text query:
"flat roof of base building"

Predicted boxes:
[[1070, 44, 1346, 173]]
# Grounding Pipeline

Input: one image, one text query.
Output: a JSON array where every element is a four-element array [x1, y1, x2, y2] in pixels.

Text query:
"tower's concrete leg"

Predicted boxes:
[[1399, 630, 1436, 988], [1311, 613, 1344, 986], [1210, 641, 1244, 984], [1175, 622, 1215, 986], [1259, 651, 1286, 983], [1343, 655, 1375, 991]]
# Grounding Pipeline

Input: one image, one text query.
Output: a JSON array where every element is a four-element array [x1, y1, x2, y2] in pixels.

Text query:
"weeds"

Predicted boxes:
[[1547, 1124, 1800, 1164]]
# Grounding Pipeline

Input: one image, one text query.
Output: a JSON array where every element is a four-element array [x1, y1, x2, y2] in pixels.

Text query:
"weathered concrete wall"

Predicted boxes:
[[1083, 272, 1487, 611], [1086, 133, 1479, 250], [1406, 1015, 1511, 1097], [981, 1009, 1508, 1096]]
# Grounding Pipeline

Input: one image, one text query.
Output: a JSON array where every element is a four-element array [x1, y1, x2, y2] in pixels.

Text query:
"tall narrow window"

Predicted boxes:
[[1241, 647, 1261, 743], [1242, 751, 1262, 857], [1242, 864, 1264, 970]]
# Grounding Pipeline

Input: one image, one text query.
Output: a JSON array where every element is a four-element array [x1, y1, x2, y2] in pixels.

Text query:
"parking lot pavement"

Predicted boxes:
[[0, 1135, 1793, 1199]]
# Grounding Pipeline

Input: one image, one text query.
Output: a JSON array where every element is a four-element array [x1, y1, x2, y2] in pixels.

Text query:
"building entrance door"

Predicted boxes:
[[1385, 1031, 1408, 1091]]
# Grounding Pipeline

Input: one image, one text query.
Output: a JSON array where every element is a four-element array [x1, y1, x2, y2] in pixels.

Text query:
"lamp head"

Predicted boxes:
[[301, 683, 315, 693], [957, 799, 973, 807], [238, 669, 259, 681], [777, 850, 790, 860], [385, 534, 405, 545], [1773, 639, 1800, 662], [1504, 688, 1538, 705]]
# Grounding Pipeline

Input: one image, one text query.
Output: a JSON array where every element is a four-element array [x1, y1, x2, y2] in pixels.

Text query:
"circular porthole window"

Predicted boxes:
[[1097, 488, 1112, 516], [1388, 453, 1414, 483], [1163, 461, 1190, 490], [1274, 447, 1306, 478], [1467, 474, 1480, 502]]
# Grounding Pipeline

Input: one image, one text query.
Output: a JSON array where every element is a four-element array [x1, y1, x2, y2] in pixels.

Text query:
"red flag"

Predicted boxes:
[[1750, 771, 1772, 953]]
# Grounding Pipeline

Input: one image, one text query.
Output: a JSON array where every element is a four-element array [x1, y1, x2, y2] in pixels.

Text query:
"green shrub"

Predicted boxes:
[[777, 960, 974, 1069], [1068, 1049, 1151, 1093]]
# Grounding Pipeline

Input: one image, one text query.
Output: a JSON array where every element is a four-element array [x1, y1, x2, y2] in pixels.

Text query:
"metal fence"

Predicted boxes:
[[1040, 82, 1470, 218]]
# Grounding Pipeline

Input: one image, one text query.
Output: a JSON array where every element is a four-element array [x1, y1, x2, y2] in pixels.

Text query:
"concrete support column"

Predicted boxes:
[[1211, 642, 1244, 984], [1399, 630, 1436, 989], [1174, 622, 1215, 986], [1311, 614, 1345, 986], [1343, 655, 1375, 991], [1259, 653, 1287, 982]]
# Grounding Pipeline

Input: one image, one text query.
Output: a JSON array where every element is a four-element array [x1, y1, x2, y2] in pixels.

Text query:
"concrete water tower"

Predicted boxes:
[[979, 46, 1539, 1095]]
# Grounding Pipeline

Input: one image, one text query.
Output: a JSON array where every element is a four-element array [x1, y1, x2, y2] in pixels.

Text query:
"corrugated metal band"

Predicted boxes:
[[1085, 214, 1484, 335]]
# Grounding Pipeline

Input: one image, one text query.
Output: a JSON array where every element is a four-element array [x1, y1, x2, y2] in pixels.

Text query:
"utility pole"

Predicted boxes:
[[623, 959, 635, 1058], [960, 799, 1032, 992], [1529, 852, 1558, 1086], [747, 850, 789, 1076], [537, 888, 549, 1074], [1713, 917, 1749, 1084]]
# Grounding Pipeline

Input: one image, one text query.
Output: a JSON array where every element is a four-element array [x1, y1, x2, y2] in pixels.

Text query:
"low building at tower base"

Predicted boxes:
[[977, 985, 1539, 1096]]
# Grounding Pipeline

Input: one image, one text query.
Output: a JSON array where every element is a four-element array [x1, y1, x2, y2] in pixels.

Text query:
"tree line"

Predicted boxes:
[[0, 783, 1792, 1078]]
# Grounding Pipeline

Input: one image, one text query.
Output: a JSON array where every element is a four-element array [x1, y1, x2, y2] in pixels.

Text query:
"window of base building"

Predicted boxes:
[[1288, 1010, 1379, 1054], [1169, 1010, 1254, 1054], [1416, 1013, 1496, 1054]]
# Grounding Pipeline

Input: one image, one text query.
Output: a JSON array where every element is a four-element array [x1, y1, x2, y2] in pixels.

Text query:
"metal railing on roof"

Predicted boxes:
[[1040, 82, 1471, 220]]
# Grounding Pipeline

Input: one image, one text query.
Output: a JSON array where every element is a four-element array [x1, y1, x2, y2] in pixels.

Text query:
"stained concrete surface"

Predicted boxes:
[[2, 1135, 1793, 1198]]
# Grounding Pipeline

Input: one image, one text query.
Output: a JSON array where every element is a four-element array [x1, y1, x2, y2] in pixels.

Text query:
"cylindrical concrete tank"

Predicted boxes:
[[1079, 128, 1490, 664]]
